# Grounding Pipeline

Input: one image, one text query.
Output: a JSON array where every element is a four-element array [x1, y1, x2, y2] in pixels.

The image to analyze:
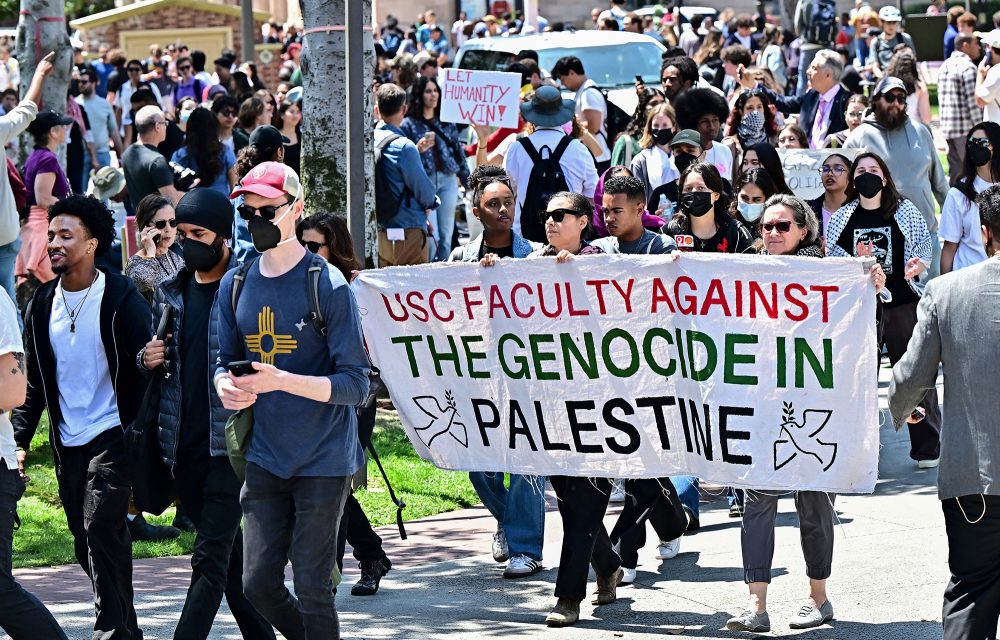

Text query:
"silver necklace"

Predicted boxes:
[[59, 272, 99, 333]]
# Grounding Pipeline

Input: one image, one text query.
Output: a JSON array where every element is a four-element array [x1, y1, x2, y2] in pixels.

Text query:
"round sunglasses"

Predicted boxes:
[[148, 219, 178, 230]]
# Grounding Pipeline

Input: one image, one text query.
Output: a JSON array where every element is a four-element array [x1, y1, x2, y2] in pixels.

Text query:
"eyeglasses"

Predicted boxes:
[[150, 218, 178, 230], [880, 93, 907, 105], [127, 67, 142, 72], [219, 109, 237, 117], [820, 165, 847, 175], [969, 137, 992, 149], [300, 239, 323, 253], [237, 199, 294, 221], [761, 220, 794, 233], [544, 208, 583, 223]]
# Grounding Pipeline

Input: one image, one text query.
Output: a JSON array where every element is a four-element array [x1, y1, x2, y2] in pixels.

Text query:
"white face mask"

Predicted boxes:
[[738, 201, 764, 222]]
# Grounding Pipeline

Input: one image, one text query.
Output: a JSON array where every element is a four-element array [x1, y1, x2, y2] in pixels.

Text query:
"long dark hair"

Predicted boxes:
[[846, 151, 904, 220], [671, 162, 732, 232], [183, 107, 224, 184], [235, 144, 283, 181], [730, 167, 778, 225], [296, 213, 360, 281], [745, 142, 792, 194], [725, 89, 779, 139], [407, 76, 441, 121], [958, 122, 1000, 203], [884, 51, 919, 95]]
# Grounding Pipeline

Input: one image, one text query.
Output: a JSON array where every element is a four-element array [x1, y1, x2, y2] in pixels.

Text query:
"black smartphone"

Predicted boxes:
[[153, 232, 162, 245], [227, 360, 256, 377]]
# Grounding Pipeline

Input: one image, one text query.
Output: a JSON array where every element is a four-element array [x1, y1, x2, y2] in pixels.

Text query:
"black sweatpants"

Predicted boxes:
[[609, 478, 688, 569], [942, 494, 1000, 640], [550, 476, 621, 601], [56, 427, 140, 640]]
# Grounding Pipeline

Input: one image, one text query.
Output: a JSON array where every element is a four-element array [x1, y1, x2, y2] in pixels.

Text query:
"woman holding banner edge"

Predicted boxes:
[[727, 193, 887, 633]]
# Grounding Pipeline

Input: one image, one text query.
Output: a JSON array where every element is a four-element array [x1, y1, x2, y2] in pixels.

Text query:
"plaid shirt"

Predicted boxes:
[[936, 51, 980, 140]]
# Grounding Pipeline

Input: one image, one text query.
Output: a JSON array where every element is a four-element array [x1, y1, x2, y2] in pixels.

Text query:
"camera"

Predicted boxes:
[[169, 162, 198, 191]]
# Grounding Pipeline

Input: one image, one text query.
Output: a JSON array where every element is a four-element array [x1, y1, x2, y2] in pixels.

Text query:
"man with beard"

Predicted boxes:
[[13, 195, 150, 639], [845, 76, 949, 277], [660, 56, 699, 102]]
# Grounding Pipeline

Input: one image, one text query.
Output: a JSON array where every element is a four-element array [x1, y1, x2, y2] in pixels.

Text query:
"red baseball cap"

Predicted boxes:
[[230, 162, 301, 200]]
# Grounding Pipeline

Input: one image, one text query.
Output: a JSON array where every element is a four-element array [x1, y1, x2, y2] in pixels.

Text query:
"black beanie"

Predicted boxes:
[[175, 188, 234, 239]]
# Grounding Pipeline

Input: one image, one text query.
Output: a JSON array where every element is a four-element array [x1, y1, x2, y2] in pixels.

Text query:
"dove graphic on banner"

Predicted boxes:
[[412, 390, 469, 449], [773, 402, 838, 472]]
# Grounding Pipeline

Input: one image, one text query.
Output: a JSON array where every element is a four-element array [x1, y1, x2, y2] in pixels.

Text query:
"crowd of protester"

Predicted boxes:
[[0, 1, 998, 639]]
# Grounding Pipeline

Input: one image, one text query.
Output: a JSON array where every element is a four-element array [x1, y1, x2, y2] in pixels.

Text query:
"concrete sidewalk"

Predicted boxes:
[[9, 370, 949, 639]]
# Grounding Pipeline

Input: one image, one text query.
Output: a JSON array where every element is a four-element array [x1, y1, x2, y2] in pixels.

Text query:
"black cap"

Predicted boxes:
[[175, 188, 234, 239], [214, 53, 235, 67], [27, 111, 74, 135], [249, 125, 290, 153]]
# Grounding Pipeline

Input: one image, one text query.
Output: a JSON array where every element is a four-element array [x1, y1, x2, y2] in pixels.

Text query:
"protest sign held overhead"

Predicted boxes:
[[779, 148, 864, 201], [440, 68, 521, 129], [352, 253, 881, 494]]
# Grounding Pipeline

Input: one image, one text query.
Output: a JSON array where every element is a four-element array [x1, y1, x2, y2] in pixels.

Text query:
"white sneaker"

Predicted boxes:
[[917, 458, 940, 469], [491, 528, 509, 563], [609, 479, 626, 503], [503, 554, 541, 578], [657, 537, 681, 559], [620, 566, 637, 584]]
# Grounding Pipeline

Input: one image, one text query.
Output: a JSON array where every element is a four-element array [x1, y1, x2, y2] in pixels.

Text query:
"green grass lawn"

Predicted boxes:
[[13, 410, 477, 569]]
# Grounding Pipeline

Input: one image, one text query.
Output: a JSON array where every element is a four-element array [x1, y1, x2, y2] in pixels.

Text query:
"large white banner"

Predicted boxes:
[[352, 253, 880, 494]]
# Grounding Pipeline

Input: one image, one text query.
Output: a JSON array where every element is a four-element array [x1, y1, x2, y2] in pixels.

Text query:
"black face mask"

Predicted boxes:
[[969, 143, 992, 168], [651, 128, 673, 146], [182, 236, 225, 272], [681, 191, 714, 217], [674, 152, 697, 174], [854, 172, 884, 199], [248, 216, 283, 253]]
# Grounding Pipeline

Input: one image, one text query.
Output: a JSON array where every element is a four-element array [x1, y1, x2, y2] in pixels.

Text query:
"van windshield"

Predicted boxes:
[[458, 41, 664, 87]]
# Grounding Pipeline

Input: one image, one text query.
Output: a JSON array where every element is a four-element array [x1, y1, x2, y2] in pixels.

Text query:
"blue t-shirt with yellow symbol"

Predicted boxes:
[[216, 253, 369, 479]]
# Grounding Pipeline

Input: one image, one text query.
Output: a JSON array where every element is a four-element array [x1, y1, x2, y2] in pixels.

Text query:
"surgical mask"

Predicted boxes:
[[854, 172, 884, 199], [180, 108, 194, 124], [651, 128, 673, 146], [248, 195, 299, 253], [674, 152, 698, 175], [969, 143, 992, 167], [738, 201, 764, 222], [181, 235, 225, 272], [681, 191, 714, 217]]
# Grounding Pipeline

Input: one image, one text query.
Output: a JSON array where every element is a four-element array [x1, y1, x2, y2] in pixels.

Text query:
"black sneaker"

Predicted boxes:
[[128, 514, 181, 541], [351, 557, 391, 596], [729, 503, 744, 518], [172, 506, 196, 532]]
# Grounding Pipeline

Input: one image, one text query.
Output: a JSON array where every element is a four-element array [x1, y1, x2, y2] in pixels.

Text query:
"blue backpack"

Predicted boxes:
[[807, 0, 838, 47]]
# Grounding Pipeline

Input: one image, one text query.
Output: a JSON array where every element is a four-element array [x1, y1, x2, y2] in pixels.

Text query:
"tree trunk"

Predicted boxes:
[[15, 0, 71, 164], [299, 0, 377, 266]]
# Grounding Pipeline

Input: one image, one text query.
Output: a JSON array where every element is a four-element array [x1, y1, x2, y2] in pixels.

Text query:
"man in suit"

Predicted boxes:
[[889, 184, 1000, 640], [745, 49, 848, 149]]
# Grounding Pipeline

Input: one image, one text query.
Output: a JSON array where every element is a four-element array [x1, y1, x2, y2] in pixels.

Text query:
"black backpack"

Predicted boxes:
[[584, 85, 631, 149], [806, 0, 838, 47], [518, 135, 573, 243], [374, 133, 408, 224]]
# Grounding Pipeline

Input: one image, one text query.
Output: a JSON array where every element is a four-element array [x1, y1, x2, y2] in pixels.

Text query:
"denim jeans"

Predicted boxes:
[[431, 171, 460, 261], [0, 464, 68, 639], [241, 463, 351, 640], [0, 237, 21, 330], [672, 476, 700, 522], [469, 472, 545, 560]]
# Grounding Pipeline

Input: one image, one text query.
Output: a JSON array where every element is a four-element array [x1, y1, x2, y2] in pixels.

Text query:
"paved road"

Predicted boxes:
[[9, 368, 948, 639]]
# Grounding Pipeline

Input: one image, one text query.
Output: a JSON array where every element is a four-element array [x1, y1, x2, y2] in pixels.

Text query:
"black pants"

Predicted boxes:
[[942, 494, 1000, 640], [336, 492, 386, 572], [56, 427, 141, 640], [0, 464, 67, 639], [880, 301, 941, 461], [173, 450, 274, 640], [550, 476, 621, 601], [609, 478, 688, 569]]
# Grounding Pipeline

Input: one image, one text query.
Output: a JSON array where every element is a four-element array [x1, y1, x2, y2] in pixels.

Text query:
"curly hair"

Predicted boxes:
[[467, 164, 511, 207], [884, 51, 920, 95], [296, 212, 360, 280], [407, 76, 441, 121], [725, 89, 779, 139], [48, 195, 117, 254], [182, 107, 224, 185], [235, 144, 283, 181], [673, 88, 730, 130]]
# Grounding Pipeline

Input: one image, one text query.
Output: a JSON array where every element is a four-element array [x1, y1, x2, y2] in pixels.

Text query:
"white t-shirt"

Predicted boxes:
[[114, 81, 164, 129], [939, 176, 991, 271], [50, 272, 120, 446], [977, 65, 1000, 124], [0, 289, 22, 470], [703, 143, 733, 180], [575, 79, 610, 162]]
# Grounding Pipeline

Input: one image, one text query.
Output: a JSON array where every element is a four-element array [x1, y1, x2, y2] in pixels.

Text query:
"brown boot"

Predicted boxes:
[[591, 567, 624, 605], [545, 598, 580, 627]]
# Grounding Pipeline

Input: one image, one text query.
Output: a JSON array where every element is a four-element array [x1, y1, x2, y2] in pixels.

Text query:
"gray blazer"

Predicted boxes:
[[888, 258, 1000, 499]]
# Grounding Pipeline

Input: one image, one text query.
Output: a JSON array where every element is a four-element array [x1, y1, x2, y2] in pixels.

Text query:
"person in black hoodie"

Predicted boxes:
[[12, 194, 150, 640], [139, 188, 275, 640]]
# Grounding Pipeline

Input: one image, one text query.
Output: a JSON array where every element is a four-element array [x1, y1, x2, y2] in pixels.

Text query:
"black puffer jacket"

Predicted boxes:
[[145, 251, 238, 469]]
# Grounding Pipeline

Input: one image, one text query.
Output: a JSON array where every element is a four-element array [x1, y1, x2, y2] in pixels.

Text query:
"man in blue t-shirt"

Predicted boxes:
[[216, 162, 370, 639]]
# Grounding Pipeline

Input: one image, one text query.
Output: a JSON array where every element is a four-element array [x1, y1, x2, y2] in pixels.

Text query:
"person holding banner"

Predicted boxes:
[[940, 123, 1000, 274], [528, 191, 605, 260], [826, 152, 941, 467], [459, 164, 545, 578], [667, 162, 755, 255]]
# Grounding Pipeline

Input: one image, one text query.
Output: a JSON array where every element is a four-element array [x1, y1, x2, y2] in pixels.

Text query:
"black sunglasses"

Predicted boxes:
[[219, 109, 237, 117], [761, 220, 793, 233], [178, 65, 192, 71], [544, 208, 583, 223], [881, 93, 906, 105], [150, 219, 178, 230], [300, 239, 323, 253], [127, 67, 142, 72], [237, 199, 294, 221]]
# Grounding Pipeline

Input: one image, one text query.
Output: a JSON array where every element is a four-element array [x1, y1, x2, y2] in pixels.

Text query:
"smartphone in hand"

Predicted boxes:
[[227, 360, 256, 377]]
